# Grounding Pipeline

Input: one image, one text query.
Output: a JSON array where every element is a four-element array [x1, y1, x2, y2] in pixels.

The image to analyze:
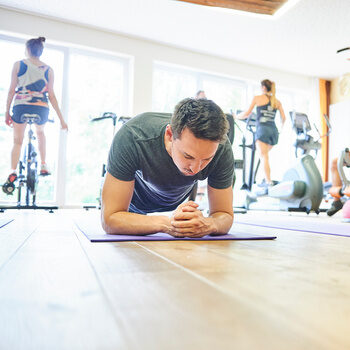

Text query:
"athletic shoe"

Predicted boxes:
[[258, 179, 268, 188], [258, 179, 279, 188], [326, 200, 343, 216], [2, 172, 17, 195], [40, 163, 51, 176]]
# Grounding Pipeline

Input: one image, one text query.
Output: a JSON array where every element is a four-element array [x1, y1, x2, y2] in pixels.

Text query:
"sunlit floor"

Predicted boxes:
[[0, 208, 349, 350]]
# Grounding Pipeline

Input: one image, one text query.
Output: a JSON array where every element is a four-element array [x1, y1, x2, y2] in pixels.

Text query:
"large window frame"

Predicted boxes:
[[0, 33, 131, 207], [152, 61, 248, 113]]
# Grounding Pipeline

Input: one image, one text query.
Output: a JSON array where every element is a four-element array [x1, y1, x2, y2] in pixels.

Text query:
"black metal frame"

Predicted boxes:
[[0, 115, 57, 213]]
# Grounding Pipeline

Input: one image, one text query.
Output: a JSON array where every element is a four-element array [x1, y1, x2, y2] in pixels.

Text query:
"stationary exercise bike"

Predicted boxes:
[[1, 114, 58, 212], [237, 111, 326, 213], [84, 112, 131, 209]]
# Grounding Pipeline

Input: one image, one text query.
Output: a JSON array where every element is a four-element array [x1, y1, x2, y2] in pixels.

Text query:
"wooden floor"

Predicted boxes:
[[0, 209, 350, 349]]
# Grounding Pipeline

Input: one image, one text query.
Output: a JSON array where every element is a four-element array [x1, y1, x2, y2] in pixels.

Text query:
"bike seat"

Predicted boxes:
[[20, 113, 42, 124]]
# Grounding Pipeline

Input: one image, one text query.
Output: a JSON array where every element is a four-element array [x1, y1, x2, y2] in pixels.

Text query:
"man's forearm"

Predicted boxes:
[[209, 211, 234, 235], [102, 211, 172, 235]]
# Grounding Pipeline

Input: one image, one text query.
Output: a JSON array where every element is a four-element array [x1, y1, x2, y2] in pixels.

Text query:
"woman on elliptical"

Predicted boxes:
[[3, 36, 68, 193], [235, 79, 286, 187]]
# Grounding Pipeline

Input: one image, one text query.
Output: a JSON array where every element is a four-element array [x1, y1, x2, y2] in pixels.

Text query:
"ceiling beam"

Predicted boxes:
[[175, 0, 289, 15]]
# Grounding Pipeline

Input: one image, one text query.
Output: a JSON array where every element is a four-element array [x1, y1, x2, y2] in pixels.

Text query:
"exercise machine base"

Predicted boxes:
[[0, 205, 58, 213]]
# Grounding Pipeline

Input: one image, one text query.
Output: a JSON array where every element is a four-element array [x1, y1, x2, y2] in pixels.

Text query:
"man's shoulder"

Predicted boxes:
[[124, 112, 172, 139], [129, 112, 172, 124]]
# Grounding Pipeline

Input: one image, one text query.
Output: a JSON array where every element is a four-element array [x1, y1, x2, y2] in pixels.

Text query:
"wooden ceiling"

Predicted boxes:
[[176, 0, 289, 15]]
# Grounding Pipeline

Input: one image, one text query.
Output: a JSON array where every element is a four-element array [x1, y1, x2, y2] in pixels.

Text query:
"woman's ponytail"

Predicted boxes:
[[270, 81, 277, 109], [261, 79, 277, 109]]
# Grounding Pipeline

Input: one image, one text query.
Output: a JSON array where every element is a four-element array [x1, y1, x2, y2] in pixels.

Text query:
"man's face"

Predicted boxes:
[[197, 92, 206, 99], [167, 126, 219, 176]]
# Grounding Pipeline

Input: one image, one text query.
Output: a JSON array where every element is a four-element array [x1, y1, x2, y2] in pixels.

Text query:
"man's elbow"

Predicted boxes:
[[102, 216, 119, 235], [101, 211, 125, 235], [101, 218, 114, 234]]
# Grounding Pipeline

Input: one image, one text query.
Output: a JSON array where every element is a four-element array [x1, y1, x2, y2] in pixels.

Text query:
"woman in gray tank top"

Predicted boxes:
[[235, 79, 286, 186]]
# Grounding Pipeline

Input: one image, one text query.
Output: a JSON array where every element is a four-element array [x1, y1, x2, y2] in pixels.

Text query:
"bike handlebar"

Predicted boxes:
[[90, 112, 131, 124]]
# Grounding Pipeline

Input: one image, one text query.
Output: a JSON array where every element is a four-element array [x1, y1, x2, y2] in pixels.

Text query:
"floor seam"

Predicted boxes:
[[134, 241, 335, 349], [0, 224, 39, 273], [73, 226, 135, 350], [134, 241, 237, 299]]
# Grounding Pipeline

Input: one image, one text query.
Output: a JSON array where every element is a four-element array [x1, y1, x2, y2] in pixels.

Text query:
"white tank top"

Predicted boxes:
[[13, 59, 50, 108]]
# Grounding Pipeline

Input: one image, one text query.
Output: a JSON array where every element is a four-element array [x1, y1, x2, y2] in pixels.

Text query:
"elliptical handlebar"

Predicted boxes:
[[235, 109, 257, 134], [245, 113, 257, 134], [315, 114, 332, 140], [290, 111, 332, 158]]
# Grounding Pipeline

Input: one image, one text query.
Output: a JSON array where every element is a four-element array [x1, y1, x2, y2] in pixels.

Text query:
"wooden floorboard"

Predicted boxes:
[[0, 209, 349, 349], [0, 211, 127, 350], [138, 219, 350, 349], [76, 222, 326, 350], [0, 212, 38, 272]]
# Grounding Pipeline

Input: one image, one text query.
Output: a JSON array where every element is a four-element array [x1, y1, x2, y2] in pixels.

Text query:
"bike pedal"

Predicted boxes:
[[2, 182, 15, 195]]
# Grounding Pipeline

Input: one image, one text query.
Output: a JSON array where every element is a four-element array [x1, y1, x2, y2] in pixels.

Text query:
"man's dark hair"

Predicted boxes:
[[26, 37, 46, 57], [171, 98, 228, 143]]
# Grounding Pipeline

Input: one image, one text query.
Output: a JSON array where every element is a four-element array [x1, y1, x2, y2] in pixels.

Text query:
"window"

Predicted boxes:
[[65, 51, 128, 205], [0, 38, 23, 203], [0, 35, 130, 207], [153, 65, 197, 113], [152, 63, 247, 114], [35, 47, 64, 203], [201, 75, 246, 114]]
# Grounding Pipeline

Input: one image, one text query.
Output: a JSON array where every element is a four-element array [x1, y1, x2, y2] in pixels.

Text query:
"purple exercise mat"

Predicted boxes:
[[0, 218, 14, 229], [75, 221, 277, 242], [235, 216, 350, 237]]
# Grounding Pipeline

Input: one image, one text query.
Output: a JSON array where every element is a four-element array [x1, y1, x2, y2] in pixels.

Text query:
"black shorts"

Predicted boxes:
[[12, 105, 49, 125], [256, 123, 279, 146]]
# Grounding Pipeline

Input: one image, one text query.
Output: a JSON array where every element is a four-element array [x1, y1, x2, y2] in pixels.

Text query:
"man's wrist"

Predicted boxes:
[[157, 215, 172, 234], [207, 216, 218, 234]]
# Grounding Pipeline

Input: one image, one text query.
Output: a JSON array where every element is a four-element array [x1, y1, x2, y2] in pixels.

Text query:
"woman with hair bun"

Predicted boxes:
[[3, 36, 68, 192], [236, 79, 286, 187]]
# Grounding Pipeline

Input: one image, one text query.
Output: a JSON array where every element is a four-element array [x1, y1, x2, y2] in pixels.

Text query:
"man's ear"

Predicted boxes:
[[165, 124, 173, 141]]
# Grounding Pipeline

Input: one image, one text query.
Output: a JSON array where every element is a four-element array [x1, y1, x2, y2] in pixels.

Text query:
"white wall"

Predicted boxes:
[[0, 7, 314, 116], [329, 101, 350, 178]]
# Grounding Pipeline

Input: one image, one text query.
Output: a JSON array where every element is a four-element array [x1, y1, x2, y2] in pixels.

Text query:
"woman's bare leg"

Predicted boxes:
[[256, 140, 273, 184], [11, 122, 27, 172], [35, 123, 46, 164]]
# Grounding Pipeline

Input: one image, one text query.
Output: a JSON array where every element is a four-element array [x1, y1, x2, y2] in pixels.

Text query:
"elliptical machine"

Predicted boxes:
[[1, 114, 57, 212], [290, 111, 331, 158], [238, 111, 326, 213]]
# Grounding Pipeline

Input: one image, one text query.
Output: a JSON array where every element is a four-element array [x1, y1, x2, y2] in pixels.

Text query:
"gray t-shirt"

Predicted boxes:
[[107, 112, 234, 214]]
